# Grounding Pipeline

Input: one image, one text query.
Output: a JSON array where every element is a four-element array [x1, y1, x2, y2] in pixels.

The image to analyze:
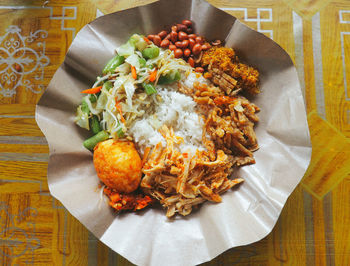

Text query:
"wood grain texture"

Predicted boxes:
[[302, 111, 350, 199], [0, 117, 44, 136], [321, 1, 350, 137], [312, 196, 327, 266], [278, 185, 307, 265], [302, 19, 318, 114], [1, 0, 350, 265], [0, 161, 48, 181], [64, 214, 89, 266], [267, 221, 285, 265], [97, 241, 109, 266], [0, 104, 35, 116], [332, 177, 350, 266], [0, 144, 49, 153], [51, 201, 66, 266]]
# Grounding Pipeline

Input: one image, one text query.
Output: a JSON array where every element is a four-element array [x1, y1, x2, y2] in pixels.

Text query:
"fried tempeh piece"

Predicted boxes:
[[201, 46, 260, 95]]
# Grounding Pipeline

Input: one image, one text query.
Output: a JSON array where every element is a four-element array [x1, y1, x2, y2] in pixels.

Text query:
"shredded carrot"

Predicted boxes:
[[115, 99, 125, 123], [115, 98, 121, 109], [131, 65, 137, 79], [183, 152, 188, 158], [143, 36, 151, 44], [81, 86, 102, 94], [149, 69, 157, 82]]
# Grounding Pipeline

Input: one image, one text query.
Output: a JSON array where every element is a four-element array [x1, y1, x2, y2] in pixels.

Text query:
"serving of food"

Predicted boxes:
[[74, 20, 261, 217], [35, 0, 312, 263]]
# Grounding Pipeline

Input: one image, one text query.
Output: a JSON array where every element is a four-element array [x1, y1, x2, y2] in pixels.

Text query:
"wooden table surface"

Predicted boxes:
[[0, 0, 349, 265]]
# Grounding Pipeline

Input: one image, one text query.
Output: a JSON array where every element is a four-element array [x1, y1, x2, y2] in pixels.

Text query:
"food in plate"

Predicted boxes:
[[74, 19, 260, 217]]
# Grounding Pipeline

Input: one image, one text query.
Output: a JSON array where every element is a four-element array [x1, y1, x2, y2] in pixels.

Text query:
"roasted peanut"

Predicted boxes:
[[170, 31, 178, 43], [147, 34, 155, 41], [169, 44, 176, 51], [175, 41, 183, 48], [181, 40, 189, 48], [160, 39, 170, 48], [174, 48, 183, 58], [176, 23, 187, 32], [178, 31, 188, 41], [184, 48, 191, 57], [153, 35, 161, 46], [188, 57, 195, 67], [192, 43, 202, 55], [182, 19, 192, 27], [189, 38, 196, 50], [195, 36, 204, 44], [158, 30, 168, 39]]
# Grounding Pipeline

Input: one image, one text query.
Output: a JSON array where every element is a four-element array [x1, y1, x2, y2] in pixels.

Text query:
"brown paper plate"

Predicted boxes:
[[35, 0, 312, 265]]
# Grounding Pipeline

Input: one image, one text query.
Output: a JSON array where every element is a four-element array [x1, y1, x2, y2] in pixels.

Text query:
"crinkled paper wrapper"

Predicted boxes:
[[35, 0, 312, 265]]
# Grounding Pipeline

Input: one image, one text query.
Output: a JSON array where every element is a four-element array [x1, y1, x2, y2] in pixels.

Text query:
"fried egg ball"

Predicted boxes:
[[93, 139, 142, 193]]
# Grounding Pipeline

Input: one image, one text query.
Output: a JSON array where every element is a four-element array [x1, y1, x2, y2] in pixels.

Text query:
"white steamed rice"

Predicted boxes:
[[129, 73, 209, 154]]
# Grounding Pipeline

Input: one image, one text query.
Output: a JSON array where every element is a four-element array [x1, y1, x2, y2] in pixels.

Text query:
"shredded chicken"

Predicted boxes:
[[206, 95, 259, 165], [180, 81, 260, 167], [141, 125, 244, 217], [146, 48, 262, 217]]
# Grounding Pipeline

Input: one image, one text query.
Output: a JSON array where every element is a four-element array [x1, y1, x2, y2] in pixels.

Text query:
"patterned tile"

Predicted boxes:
[[0, 201, 40, 265], [283, 0, 332, 20], [220, 7, 274, 39]]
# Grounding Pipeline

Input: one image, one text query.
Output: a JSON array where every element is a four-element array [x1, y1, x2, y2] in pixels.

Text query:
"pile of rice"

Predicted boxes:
[[129, 73, 208, 154]]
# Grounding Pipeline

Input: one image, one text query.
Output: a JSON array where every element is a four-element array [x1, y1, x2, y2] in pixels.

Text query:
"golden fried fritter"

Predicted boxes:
[[93, 139, 142, 193]]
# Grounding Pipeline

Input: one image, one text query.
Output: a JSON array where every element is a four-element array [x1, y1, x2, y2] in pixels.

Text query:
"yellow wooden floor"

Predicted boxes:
[[0, 0, 349, 265]]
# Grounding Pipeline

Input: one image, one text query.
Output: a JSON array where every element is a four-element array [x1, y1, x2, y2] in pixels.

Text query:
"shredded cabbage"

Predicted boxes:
[[125, 54, 140, 69], [116, 63, 130, 75], [129, 34, 148, 51], [124, 77, 136, 108], [74, 105, 90, 130], [75, 34, 194, 140], [96, 89, 108, 112], [116, 41, 134, 57]]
